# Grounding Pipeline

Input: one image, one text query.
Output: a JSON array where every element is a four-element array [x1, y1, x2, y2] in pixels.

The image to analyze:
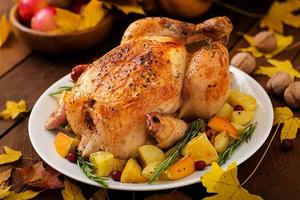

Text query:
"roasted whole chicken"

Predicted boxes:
[[46, 16, 233, 159]]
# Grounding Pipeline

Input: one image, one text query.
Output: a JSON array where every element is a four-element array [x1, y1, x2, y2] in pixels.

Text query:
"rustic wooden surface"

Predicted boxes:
[[1, 0, 300, 199]]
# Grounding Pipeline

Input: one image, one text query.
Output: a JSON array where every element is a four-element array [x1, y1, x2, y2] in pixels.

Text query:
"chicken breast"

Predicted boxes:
[[65, 37, 187, 159]]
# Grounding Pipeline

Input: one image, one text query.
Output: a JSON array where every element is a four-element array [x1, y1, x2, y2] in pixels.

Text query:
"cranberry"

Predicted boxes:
[[111, 170, 122, 182], [67, 152, 77, 163], [281, 139, 293, 151], [234, 105, 244, 111], [195, 160, 206, 171], [70, 64, 88, 82]]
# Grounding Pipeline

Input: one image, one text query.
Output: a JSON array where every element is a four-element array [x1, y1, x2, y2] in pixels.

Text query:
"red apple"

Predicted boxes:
[[31, 7, 58, 32], [18, 0, 48, 24]]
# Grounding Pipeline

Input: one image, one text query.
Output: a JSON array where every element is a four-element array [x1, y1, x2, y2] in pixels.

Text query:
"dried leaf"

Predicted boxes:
[[4, 190, 40, 200], [201, 162, 263, 200], [54, 8, 81, 33], [15, 161, 64, 189], [62, 179, 85, 200], [89, 189, 106, 200], [144, 191, 192, 200], [0, 186, 11, 199], [0, 169, 12, 189], [79, 0, 106, 30], [0, 15, 11, 47], [0, 100, 27, 120], [274, 107, 300, 141], [103, 2, 145, 15], [0, 146, 22, 165], [260, 0, 300, 33], [240, 33, 293, 58], [254, 59, 300, 79]]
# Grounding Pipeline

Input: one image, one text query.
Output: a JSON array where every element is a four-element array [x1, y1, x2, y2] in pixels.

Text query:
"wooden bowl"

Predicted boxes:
[[9, 4, 114, 54]]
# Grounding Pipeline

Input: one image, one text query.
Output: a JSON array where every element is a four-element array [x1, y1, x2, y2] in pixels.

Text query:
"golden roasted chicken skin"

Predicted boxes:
[[47, 16, 233, 159]]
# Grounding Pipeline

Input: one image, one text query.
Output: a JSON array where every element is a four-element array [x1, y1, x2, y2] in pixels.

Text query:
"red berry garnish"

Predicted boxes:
[[234, 105, 244, 111], [71, 64, 88, 82], [195, 160, 206, 170], [67, 152, 77, 163], [111, 170, 122, 182], [281, 139, 293, 151]]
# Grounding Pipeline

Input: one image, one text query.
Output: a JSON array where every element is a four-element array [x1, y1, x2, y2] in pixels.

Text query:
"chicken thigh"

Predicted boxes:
[[48, 16, 233, 159]]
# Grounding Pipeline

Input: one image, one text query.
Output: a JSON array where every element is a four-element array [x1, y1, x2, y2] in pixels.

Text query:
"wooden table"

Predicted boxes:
[[1, 1, 300, 199]]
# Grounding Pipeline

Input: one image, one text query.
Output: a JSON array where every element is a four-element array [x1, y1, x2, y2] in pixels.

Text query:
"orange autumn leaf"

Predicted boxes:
[[201, 162, 263, 200], [260, 0, 300, 33], [15, 162, 64, 189], [0, 100, 27, 120], [0, 15, 11, 47]]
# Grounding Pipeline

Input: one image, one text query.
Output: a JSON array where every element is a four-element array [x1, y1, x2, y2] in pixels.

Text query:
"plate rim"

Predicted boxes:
[[28, 66, 274, 191]]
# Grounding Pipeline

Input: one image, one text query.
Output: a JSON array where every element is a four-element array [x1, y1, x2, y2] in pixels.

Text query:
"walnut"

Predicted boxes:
[[230, 52, 256, 74], [253, 31, 277, 53], [266, 72, 293, 96], [284, 82, 300, 108]]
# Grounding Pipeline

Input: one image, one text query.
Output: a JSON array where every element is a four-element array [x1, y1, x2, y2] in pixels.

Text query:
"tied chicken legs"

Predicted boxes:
[[46, 16, 232, 159]]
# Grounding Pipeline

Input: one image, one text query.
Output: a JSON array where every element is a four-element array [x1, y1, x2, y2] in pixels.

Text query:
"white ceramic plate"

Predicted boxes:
[[28, 66, 273, 191]]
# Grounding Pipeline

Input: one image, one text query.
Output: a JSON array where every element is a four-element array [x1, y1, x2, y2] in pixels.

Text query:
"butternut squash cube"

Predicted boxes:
[[54, 132, 78, 158], [166, 155, 195, 180]]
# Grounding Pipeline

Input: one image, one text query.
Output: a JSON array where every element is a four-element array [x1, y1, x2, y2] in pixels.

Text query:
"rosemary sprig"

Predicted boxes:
[[148, 119, 206, 184], [49, 86, 72, 97], [77, 156, 108, 188], [218, 122, 257, 165]]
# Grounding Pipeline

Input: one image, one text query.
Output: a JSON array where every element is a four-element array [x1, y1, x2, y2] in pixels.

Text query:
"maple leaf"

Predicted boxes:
[[201, 162, 263, 200], [54, 8, 81, 33], [254, 59, 300, 79], [4, 190, 40, 200], [274, 107, 300, 141], [0, 15, 11, 47], [62, 179, 85, 200], [79, 0, 106, 31], [0, 186, 11, 199], [15, 161, 64, 189], [0, 100, 27, 120], [89, 189, 106, 200], [240, 33, 293, 58], [0, 169, 12, 189], [0, 146, 22, 165], [260, 0, 300, 33]]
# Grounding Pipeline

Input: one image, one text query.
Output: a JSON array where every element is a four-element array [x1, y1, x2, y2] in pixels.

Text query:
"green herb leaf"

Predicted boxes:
[[148, 119, 206, 184], [218, 122, 257, 165], [48, 86, 72, 97]]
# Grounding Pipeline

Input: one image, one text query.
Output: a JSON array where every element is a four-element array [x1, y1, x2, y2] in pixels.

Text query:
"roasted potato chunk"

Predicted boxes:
[[120, 158, 147, 183], [89, 151, 114, 177], [138, 145, 165, 167]]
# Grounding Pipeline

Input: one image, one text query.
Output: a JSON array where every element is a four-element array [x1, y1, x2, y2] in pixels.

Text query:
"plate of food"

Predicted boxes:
[[28, 16, 273, 191]]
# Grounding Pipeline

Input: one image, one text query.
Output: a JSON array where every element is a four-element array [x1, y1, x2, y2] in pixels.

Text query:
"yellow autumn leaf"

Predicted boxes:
[[62, 179, 85, 200], [254, 59, 300, 79], [0, 169, 12, 189], [103, 2, 145, 15], [260, 0, 300, 33], [89, 189, 106, 200], [4, 190, 40, 200], [0, 15, 11, 47], [0, 146, 22, 165], [54, 8, 81, 33], [274, 107, 300, 141], [79, 0, 106, 30], [0, 100, 27, 120], [240, 33, 293, 58], [201, 162, 263, 200], [0, 186, 11, 199]]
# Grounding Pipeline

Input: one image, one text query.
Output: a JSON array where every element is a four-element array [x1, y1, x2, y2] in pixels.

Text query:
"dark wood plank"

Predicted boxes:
[[0, 0, 32, 77]]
